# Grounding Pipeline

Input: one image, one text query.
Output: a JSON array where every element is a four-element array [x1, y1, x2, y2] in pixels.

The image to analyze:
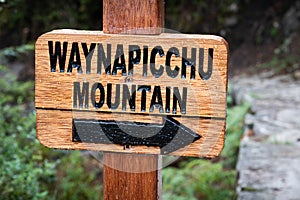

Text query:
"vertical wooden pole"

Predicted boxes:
[[103, 0, 164, 34], [103, 153, 162, 200], [102, 0, 164, 200]]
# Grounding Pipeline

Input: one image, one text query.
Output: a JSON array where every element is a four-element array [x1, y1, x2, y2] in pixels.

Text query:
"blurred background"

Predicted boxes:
[[0, 0, 299, 199]]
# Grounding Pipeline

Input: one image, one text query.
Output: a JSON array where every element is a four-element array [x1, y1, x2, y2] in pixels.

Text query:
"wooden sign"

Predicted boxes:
[[35, 29, 228, 157]]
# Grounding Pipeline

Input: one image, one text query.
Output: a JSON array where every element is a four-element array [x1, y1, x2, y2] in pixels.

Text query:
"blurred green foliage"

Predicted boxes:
[[53, 151, 102, 200], [0, 44, 34, 63], [222, 99, 250, 169], [259, 38, 300, 76], [165, 0, 238, 34], [0, 65, 102, 199], [0, 0, 102, 47], [163, 160, 237, 200], [0, 65, 53, 199]]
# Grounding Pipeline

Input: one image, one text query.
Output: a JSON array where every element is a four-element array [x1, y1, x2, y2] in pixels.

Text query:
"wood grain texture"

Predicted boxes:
[[35, 30, 228, 157], [103, 0, 164, 34], [102, 3, 163, 199], [36, 109, 225, 158], [103, 153, 160, 200], [35, 30, 228, 118]]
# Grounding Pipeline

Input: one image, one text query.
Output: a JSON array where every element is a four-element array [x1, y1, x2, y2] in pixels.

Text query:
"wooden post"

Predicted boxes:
[[103, 153, 162, 200], [102, 0, 164, 199], [103, 0, 164, 34]]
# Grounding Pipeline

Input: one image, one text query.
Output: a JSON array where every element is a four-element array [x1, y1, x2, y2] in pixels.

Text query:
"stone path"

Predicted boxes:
[[231, 73, 300, 200]]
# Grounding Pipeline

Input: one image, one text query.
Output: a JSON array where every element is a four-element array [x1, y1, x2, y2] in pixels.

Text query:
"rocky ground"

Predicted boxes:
[[231, 72, 300, 199]]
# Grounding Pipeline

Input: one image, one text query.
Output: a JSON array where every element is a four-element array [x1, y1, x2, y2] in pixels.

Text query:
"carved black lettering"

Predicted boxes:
[[143, 46, 148, 77], [138, 85, 151, 112], [198, 48, 213, 80], [67, 42, 82, 73], [166, 47, 180, 78], [128, 45, 141, 76], [113, 44, 126, 75], [48, 41, 68, 72], [122, 84, 136, 111], [150, 46, 164, 78], [91, 83, 105, 109], [181, 47, 196, 79], [165, 87, 171, 113], [82, 43, 96, 74], [73, 82, 89, 108], [150, 86, 163, 113], [173, 87, 187, 114], [107, 83, 120, 110], [97, 43, 111, 74]]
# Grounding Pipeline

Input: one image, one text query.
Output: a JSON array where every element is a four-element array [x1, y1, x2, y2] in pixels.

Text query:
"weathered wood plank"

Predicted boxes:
[[35, 29, 228, 157], [36, 109, 225, 157], [35, 30, 228, 118]]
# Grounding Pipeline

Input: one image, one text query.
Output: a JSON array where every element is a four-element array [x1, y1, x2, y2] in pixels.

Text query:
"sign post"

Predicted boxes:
[[102, 1, 164, 199], [35, 0, 228, 199]]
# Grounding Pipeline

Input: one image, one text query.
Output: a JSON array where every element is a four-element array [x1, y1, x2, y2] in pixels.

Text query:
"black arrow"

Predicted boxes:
[[72, 116, 201, 154]]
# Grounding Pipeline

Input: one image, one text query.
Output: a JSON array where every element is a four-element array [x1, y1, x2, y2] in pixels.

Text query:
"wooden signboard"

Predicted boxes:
[[35, 29, 228, 157]]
